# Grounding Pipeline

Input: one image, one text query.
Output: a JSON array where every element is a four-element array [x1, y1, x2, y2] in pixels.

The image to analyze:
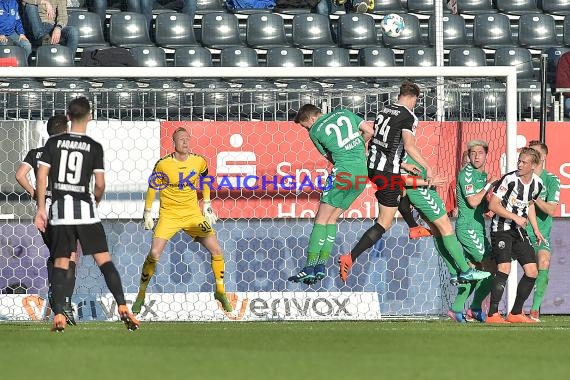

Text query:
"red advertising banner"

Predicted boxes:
[[160, 121, 569, 218]]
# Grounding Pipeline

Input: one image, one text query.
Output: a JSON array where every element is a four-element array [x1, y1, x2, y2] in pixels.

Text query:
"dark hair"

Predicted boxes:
[[399, 80, 420, 98], [294, 104, 321, 124], [528, 140, 548, 155], [67, 96, 91, 121], [46, 114, 68, 136], [519, 147, 541, 165]]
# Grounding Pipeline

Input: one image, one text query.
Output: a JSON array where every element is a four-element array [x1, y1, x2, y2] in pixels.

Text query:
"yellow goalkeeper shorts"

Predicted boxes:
[[153, 213, 215, 241]]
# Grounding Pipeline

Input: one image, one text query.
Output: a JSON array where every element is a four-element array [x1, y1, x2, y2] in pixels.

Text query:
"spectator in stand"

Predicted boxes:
[[21, 0, 79, 57], [0, 0, 32, 61], [316, 0, 373, 14], [555, 51, 570, 119]]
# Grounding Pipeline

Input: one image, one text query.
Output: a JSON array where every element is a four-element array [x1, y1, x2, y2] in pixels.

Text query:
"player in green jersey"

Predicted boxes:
[[526, 141, 561, 322], [452, 140, 499, 322]]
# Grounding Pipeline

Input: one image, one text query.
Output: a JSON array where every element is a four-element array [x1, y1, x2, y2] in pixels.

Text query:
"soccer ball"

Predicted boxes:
[[381, 14, 405, 38]]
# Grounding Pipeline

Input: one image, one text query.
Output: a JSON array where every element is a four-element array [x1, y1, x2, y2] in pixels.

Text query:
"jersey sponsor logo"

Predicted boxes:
[[509, 196, 529, 209], [498, 241, 505, 249], [465, 184, 474, 193], [499, 185, 507, 192]]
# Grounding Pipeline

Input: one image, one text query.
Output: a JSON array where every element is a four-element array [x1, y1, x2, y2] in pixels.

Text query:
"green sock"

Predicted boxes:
[[434, 236, 458, 276], [452, 283, 474, 312], [442, 234, 470, 272], [470, 276, 493, 310], [306, 224, 326, 267], [531, 269, 549, 311], [317, 224, 337, 265]]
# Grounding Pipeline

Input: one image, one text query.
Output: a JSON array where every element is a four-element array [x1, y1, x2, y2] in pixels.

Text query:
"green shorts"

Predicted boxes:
[[321, 166, 367, 210], [456, 226, 492, 263], [406, 187, 446, 222], [527, 230, 552, 253]]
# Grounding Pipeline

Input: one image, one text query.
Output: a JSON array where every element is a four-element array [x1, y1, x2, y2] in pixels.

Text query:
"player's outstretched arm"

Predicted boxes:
[[15, 163, 35, 199]]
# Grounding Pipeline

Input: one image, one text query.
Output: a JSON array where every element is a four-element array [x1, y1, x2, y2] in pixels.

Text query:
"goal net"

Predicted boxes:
[[0, 66, 517, 322]]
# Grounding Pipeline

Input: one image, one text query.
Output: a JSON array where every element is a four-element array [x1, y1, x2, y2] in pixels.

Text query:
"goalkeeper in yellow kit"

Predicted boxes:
[[132, 127, 232, 314]]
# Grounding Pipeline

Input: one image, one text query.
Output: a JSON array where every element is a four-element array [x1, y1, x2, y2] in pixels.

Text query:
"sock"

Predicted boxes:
[[211, 255, 226, 294], [65, 261, 76, 306], [433, 236, 459, 276], [470, 276, 493, 310], [452, 283, 474, 312], [531, 269, 549, 311], [442, 234, 470, 272], [317, 224, 337, 265], [511, 275, 536, 315], [136, 254, 158, 299], [46, 256, 54, 285], [398, 194, 418, 228], [351, 223, 385, 262], [306, 224, 326, 267], [50, 268, 67, 315], [99, 262, 126, 306], [488, 271, 508, 316]]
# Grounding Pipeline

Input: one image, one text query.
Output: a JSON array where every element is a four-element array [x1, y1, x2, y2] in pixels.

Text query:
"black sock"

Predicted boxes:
[[488, 271, 509, 316], [50, 268, 67, 315], [398, 195, 418, 228], [46, 256, 54, 286], [65, 261, 76, 305], [351, 224, 386, 262], [511, 275, 536, 315], [99, 262, 126, 306]]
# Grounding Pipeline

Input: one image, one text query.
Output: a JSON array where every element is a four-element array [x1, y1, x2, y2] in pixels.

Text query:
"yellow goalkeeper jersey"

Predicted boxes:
[[145, 153, 209, 218]]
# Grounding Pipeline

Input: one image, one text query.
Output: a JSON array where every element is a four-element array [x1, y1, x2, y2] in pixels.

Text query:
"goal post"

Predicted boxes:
[[0, 66, 519, 321]]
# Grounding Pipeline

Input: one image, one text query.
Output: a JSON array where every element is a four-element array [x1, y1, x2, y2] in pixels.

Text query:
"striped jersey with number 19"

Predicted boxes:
[[491, 170, 544, 232], [38, 132, 104, 225], [367, 103, 418, 174]]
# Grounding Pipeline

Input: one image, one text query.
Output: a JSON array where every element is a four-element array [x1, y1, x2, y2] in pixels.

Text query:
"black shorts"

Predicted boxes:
[[491, 229, 536, 266], [369, 169, 404, 207], [49, 223, 108, 258]]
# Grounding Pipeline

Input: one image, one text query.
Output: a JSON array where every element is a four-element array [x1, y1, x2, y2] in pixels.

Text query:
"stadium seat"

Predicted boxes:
[[154, 12, 199, 48], [220, 46, 259, 67], [196, 0, 226, 13], [52, 79, 92, 113], [518, 14, 558, 49], [518, 79, 550, 119], [428, 14, 467, 48], [67, 11, 109, 48], [358, 47, 395, 67], [329, 81, 372, 117], [0, 46, 28, 67], [369, 0, 406, 14], [266, 47, 305, 68], [201, 13, 243, 49], [471, 80, 506, 118], [494, 47, 535, 80], [143, 79, 190, 119], [403, 47, 436, 67], [407, 0, 452, 14], [312, 47, 351, 67], [129, 46, 166, 67], [192, 80, 232, 119], [564, 16, 570, 47], [4, 79, 45, 119], [457, 0, 497, 14], [292, 14, 335, 49], [338, 13, 378, 49], [545, 47, 570, 86], [35, 45, 74, 67], [240, 81, 279, 119], [495, 0, 541, 15], [541, 0, 570, 16], [97, 79, 142, 119], [448, 47, 487, 67], [109, 12, 153, 48], [473, 13, 514, 49], [382, 13, 423, 49], [174, 47, 213, 67], [246, 13, 288, 49], [283, 81, 323, 117]]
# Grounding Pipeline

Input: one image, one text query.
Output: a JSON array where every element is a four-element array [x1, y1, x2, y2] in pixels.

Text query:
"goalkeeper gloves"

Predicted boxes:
[[143, 209, 155, 230], [202, 201, 218, 225]]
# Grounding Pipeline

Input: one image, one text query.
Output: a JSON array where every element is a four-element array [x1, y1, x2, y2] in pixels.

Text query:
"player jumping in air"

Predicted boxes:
[[526, 141, 560, 322], [34, 97, 139, 332], [450, 140, 499, 323], [132, 127, 233, 314], [486, 148, 544, 323], [16, 115, 78, 326]]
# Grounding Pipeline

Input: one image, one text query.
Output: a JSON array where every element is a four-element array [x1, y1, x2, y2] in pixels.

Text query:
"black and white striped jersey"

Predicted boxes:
[[38, 132, 104, 225], [22, 147, 52, 199], [367, 103, 418, 174], [491, 170, 544, 232]]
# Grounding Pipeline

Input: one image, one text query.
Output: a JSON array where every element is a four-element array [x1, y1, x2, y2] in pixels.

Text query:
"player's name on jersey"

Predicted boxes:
[[56, 139, 92, 152], [54, 182, 86, 193]]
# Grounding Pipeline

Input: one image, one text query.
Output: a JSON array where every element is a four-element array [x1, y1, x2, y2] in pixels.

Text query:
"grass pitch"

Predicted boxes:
[[1, 317, 570, 380]]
